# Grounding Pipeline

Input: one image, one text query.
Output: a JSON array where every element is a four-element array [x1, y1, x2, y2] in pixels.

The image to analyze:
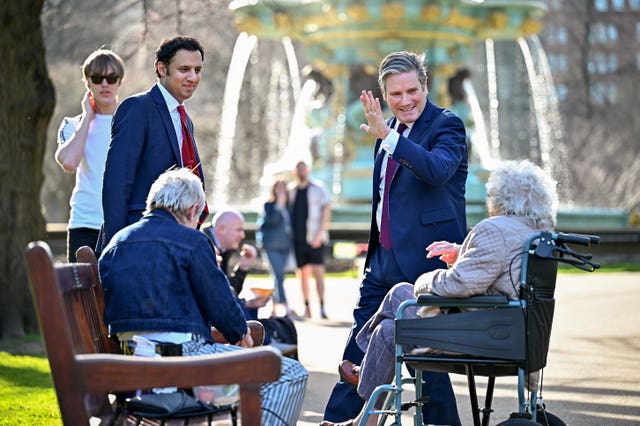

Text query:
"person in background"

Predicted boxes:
[[99, 168, 308, 425], [203, 209, 262, 301], [98, 36, 208, 254], [288, 160, 331, 320], [256, 178, 298, 318], [323, 50, 468, 424], [55, 48, 125, 262], [321, 159, 558, 426], [203, 208, 299, 355]]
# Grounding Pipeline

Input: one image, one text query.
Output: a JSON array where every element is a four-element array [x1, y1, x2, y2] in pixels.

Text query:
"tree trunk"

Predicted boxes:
[[0, 1, 55, 339]]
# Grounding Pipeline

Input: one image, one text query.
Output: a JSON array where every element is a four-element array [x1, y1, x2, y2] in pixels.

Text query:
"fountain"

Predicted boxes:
[[213, 32, 257, 207], [224, 0, 631, 234]]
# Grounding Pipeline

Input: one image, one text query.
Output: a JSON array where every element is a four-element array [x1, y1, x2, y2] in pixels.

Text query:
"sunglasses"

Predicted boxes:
[[89, 74, 119, 85]]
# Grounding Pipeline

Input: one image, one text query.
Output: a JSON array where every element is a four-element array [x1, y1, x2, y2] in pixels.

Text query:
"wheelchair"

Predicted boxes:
[[363, 231, 600, 426]]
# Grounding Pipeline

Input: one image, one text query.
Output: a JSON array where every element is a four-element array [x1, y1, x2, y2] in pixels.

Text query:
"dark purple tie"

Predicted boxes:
[[380, 122, 407, 249]]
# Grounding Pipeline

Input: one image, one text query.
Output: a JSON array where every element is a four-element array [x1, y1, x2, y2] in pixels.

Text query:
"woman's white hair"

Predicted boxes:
[[145, 168, 205, 220], [486, 160, 558, 230]]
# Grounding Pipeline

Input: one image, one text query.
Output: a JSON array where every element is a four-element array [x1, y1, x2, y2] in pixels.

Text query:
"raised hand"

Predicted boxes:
[[359, 90, 391, 140]]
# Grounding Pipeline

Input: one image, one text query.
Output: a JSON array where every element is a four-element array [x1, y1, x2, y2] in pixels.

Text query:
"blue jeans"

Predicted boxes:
[[262, 248, 289, 305]]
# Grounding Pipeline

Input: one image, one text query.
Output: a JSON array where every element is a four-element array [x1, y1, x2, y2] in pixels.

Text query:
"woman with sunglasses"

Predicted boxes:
[[55, 48, 125, 262]]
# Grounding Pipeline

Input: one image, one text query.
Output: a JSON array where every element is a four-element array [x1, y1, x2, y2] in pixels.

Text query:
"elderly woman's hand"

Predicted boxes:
[[426, 241, 460, 267]]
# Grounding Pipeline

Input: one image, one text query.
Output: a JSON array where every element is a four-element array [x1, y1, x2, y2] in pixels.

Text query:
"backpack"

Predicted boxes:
[[259, 316, 298, 359]]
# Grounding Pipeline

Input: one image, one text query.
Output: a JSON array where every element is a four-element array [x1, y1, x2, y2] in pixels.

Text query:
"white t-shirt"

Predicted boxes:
[[57, 113, 112, 230]]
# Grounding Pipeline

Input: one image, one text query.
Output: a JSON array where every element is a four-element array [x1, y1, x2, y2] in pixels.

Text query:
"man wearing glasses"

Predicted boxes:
[[98, 36, 208, 254], [55, 48, 125, 262]]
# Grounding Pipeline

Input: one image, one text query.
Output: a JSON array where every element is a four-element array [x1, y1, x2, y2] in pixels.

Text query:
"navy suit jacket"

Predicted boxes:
[[98, 84, 205, 252], [364, 100, 468, 282]]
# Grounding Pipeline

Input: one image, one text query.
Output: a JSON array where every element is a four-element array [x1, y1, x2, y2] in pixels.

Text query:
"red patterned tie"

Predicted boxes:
[[177, 105, 209, 224], [380, 122, 407, 249]]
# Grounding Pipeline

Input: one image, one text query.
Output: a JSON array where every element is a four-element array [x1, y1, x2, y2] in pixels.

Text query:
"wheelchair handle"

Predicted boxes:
[[551, 232, 600, 247]]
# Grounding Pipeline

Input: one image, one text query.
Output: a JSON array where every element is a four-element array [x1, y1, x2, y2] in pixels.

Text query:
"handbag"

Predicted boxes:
[[125, 390, 233, 419]]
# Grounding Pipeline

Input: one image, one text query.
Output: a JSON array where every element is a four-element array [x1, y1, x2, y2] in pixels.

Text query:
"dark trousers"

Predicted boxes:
[[67, 227, 99, 263], [322, 244, 461, 425]]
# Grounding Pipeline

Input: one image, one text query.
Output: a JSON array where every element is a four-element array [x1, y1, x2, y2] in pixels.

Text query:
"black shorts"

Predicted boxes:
[[293, 242, 325, 267]]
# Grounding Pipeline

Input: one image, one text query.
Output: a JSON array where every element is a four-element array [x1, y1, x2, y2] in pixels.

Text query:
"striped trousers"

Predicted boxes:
[[182, 340, 308, 425]]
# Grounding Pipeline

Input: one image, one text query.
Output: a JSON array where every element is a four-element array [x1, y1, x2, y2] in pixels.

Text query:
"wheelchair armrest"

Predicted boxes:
[[416, 294, 511, 308]]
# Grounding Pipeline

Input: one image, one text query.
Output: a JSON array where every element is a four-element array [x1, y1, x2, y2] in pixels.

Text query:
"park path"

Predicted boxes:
[[247, 271, 640, 425]]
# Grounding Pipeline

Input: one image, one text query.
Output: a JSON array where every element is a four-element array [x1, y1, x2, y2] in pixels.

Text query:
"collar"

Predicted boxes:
[[156, 82, 181, 114], [146, 208, 179, 223], [202, 225, 221, 251]]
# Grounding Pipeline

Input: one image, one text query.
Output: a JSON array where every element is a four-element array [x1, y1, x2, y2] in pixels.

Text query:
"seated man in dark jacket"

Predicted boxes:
[[202, 208, 299, 356], [99, 167, 308, 425]]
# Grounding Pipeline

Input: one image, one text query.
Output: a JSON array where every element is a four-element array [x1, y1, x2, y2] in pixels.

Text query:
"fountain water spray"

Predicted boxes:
[[213, 32, 257, 207]]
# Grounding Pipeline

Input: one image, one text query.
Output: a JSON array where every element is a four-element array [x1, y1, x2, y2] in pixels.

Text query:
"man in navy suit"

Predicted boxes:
[[322, 51, 468, 425], [97, 36, 207, 253]]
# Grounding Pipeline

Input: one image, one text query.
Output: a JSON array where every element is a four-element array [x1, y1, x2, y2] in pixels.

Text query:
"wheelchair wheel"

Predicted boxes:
[[496, 419, 538, 425], [536, 409, 566, 426], [496, 413, 538, 425]]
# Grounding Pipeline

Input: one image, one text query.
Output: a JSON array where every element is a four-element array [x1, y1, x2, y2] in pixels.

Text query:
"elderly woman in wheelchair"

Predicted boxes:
[[322, 159, 561, 426]]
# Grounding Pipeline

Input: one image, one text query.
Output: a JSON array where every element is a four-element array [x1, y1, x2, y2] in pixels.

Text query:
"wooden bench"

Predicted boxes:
[[25, 241, 281, 425]]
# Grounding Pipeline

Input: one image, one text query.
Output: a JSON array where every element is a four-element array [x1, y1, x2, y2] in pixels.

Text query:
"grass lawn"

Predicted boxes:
[[0, 335, 60, 425]]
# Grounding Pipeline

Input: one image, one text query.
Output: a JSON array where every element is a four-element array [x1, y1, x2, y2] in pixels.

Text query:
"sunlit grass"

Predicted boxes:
[[0, 348, 60, 425]]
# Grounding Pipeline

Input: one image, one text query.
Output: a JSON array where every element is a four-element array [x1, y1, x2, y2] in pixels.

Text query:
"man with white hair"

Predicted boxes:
[[99, 168, 308, 425]]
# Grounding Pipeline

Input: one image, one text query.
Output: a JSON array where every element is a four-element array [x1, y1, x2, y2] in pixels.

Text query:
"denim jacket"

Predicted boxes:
[[99, 209, 247, 343]]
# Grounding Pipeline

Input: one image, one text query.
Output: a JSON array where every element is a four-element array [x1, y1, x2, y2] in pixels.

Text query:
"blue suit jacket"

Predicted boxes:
[[364, 100, 468, 282], [98, 84, 205, 252]]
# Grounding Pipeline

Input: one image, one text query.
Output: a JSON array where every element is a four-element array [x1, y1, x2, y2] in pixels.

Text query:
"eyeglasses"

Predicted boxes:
[[89, 74, 119, 85]]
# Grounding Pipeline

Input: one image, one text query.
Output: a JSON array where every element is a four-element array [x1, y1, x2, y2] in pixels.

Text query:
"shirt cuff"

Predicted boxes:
[[380, 128, 400, 155]]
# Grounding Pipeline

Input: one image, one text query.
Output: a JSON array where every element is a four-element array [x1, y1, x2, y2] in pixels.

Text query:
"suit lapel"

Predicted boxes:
[[385, 104, 438, 185], [150, 85, 182, 166], [406, 101, 440, 148]]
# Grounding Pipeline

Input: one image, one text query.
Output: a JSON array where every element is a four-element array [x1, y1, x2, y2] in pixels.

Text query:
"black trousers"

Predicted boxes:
[[67, 227, 99, 262]]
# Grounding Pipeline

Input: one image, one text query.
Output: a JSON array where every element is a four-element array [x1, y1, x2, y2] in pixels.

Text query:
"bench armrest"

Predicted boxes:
[[76, 346, 280, 394]]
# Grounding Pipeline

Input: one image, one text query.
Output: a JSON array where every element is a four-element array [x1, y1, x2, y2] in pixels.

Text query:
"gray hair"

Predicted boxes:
[[145, 168, 205, 219], [485, 160, 558, 230], [378, 51, 428, 93]]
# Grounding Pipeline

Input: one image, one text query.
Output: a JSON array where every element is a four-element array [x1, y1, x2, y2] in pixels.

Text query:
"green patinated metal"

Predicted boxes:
[[228, 0, 631, 231]]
